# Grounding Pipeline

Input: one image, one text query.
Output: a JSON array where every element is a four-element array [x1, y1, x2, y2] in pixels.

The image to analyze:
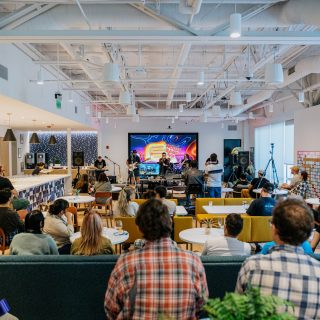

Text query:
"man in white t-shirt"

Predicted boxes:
[[202, 213, 251, 256], [205, 153, 224, 198]]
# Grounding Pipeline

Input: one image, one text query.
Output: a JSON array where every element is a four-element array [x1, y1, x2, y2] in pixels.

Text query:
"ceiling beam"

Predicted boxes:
[[0, 30, 320, 45], [0, 1, 288, 4]]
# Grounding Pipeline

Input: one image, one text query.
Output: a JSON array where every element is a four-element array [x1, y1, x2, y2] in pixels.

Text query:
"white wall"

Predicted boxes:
[[98, 119, 244, 179], [294, 105, 320, 160]]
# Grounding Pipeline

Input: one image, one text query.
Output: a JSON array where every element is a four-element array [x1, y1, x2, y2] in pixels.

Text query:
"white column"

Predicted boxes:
[[66, 128, 72, 195]]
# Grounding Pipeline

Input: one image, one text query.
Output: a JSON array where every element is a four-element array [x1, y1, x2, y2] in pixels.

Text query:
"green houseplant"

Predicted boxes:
[[203, 287, 295, 320]]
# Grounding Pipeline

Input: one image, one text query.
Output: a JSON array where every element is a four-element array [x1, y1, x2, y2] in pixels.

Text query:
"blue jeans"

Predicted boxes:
[[207, 187, 222, 198]]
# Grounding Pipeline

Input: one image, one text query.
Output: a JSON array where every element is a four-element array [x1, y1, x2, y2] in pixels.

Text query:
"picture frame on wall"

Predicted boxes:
[[18, 148, 22, 158], [20, 134, 24, 144]]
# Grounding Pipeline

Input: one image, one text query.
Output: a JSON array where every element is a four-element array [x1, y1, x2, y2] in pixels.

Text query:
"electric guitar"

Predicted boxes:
[[128, 162, 139, 172]]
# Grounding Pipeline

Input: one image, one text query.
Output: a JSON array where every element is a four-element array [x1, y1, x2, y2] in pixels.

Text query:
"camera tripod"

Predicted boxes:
[[258, 143, 279, 188]]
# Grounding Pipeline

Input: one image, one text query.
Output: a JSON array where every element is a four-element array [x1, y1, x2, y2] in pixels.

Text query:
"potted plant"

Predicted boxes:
[[203, 287, 295, 320], [54, 158, 61, 167]]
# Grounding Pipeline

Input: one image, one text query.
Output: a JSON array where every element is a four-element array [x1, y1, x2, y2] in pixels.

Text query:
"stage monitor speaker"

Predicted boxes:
[[238, 151, 250, 168], [72, 151, 84, 167]]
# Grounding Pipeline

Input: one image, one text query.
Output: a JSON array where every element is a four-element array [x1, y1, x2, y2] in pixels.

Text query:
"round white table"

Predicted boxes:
[[179, 228, 223, 245], [58, 195, 95, 204], [70, 227, 129, 245], [253, 188, 288, 195], [111, 186, 122, 192], [305, 198, 320, 206]]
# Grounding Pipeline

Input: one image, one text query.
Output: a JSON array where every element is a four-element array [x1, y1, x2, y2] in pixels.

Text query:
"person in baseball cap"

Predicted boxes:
[[281, 166, 301, 190]]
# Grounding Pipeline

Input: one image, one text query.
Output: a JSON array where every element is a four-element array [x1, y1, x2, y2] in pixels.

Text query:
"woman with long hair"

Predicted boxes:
[[94, 172, 112, 192], [10, 210, 58, 255], [75, 173, 89, 193], [43, 199, 73, 254], [113, 187, 138, 217], [71, 210, 114, 255]]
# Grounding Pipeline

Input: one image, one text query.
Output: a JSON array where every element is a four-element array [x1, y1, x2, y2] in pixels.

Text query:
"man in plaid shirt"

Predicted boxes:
[[105, 199, 208, 319], [236, 198, 320, 320]]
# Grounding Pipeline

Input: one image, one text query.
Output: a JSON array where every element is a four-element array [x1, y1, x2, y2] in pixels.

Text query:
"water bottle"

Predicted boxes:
[[0, 299, 19, 319]]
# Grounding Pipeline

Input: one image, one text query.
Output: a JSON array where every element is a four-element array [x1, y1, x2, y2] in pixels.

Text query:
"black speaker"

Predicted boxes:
[[238, 151, 250, 168], [72, 152, 84, 166]]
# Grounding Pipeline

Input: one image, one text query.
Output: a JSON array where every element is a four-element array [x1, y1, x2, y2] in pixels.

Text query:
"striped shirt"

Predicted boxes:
[[105, 237, 208, 319], [236, 244, 320, 320]]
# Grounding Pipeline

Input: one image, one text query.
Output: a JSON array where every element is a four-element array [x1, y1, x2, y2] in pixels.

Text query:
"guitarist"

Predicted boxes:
[[127, 150, 141, 184]]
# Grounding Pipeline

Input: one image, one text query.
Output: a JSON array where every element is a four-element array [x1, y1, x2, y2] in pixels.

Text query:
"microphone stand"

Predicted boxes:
[[105, 156, 121, 181]]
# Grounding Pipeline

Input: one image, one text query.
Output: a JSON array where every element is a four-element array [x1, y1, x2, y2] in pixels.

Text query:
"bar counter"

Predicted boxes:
[[11, 174, 71, 209]]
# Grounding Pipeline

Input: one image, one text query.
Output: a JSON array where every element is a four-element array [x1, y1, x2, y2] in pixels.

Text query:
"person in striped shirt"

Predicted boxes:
[[105, 199, 208, 319]]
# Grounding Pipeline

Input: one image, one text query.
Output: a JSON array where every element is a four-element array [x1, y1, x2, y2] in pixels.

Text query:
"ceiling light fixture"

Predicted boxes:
[[298, 91, 305, 103], [68, 91, 73, 103], [126, 105, 136, 116], [230, 13, 242, 38], [103, 62, 120, 82], [3, 113, 16, 142], [268, 104, 274, 113], [119, 90, 131, 105], [171, 117, 175, 124], [186, 92, 192, 102], [97, 112, 102, 119], [47, 125, 57, 145], [179, 104, 184, 113], [175, 113, 179, 119], [29, 120, 40, 144], [221, 122, 225, 129], [212, 105, 221, 116], [105, 117, 109, 124], [265, 47, 283, 84], [85, 106, 90, 114], [197, 71, 205, 86], [37, 68, 44, 85], [230, 91, 242, 106], [248, 111, 254, 119]]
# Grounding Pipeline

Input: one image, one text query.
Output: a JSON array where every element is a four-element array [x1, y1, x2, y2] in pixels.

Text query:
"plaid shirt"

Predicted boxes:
[[105, 237, 208, 320], [236, 244, 320, 320]]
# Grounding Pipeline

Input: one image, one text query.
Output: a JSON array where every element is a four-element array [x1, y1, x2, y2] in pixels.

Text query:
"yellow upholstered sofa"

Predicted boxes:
[[133, 198, 178, 205]]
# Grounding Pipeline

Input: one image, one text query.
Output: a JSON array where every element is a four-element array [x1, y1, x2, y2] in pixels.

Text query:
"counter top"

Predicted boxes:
[[10, 174, 71, 192]]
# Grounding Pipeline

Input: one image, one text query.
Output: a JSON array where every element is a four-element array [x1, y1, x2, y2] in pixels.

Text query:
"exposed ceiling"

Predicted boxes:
[[0, 0, 320, 123], [0, 94, 93, 130]]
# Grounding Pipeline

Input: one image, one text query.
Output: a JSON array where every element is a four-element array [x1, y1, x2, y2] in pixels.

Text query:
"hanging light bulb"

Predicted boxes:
[[230, 13, 242, 38], [105, 117, 109, 124], [197, 71, 204, 86], [3, 113, 16, 142], [179, 104, 184, 113], [230, 91, 242, 106], [37, 68, 44, 85], [68, 91, 73, 102], [298, 91, 305, 103], [186, 92, 192, 102], [103, 62, 120, 82]]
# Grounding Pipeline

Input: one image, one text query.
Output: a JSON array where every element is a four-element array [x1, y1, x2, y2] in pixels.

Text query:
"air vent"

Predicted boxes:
[[288, 66, 295, 76], [0, 64, 8, 80], [228, 125, 238, 131]]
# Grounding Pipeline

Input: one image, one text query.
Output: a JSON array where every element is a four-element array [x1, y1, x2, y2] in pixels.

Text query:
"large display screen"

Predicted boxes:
[[128, 133, 198, 165]]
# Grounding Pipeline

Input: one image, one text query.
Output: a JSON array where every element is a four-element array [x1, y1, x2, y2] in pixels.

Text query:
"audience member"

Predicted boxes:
[[105, 199, 208, 319], [9, 210, 58, 255], [202, 214, 251, 256], [311, 206, 320, 251], [248, 169, 269, 198], [113, 187, 139, 217], [154, 185, 176, 216], [281, 166, 301, 190], [236, 199, 320, 319], [0, 176, 18, 196], [143, 190, 156, 199], [205, 153, 224, 198], [233, 173, 249, 192], [261, 239, 313, 255], [184, 160, 204, 205], [75, 173, 89, 193], [290, 170, 309, 199], [43, 199, 73, 254], [71, 210, 114, 255], [0, 189, 24, 245], [93, 172, 112, 192], [246, 182, 276, 216]]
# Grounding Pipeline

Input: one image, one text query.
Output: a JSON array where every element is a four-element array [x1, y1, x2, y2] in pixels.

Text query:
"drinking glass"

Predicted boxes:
[[115, 220, 123, 235], [218, 218, 223, 229], [208, 201, 213, 207], [242, 200, 248, 210]]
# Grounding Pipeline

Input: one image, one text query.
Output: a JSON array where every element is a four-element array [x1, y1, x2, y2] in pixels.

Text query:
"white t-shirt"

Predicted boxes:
[[161, 198, 177, 216], [113, 201, 139, 217], [205, 162, 224, 188], [202, 236, 251, 256]]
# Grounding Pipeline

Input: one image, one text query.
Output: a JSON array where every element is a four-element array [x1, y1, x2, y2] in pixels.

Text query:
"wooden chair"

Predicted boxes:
[[0, 228, 8, 255], [173, 216, 193, 250], [17, 209, 28, 221], [66, 206, 80, 232], [92, 192, 113, 227]]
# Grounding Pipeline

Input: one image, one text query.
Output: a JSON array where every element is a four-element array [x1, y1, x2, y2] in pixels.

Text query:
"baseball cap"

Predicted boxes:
[[262, 182, 274, 193]]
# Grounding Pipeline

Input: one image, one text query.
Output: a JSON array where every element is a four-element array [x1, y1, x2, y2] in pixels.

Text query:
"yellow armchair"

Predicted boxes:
[[114, 217, 143, 244]]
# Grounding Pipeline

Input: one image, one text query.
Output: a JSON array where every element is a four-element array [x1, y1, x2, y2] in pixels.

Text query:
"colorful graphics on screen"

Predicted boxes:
[[128, 133, 198, 164]]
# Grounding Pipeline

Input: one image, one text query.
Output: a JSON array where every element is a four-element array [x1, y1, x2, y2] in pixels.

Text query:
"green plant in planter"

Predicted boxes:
[[54, 158, 61, 165], [203, 287, 295, 320]]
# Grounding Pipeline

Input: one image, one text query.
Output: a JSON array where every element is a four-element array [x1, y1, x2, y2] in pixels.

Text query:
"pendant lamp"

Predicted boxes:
[[29, 120, 40, 144], [103, 62, 120, 82], [230, 13, 242, 38], [3, 113, 16, 142], [265, 63, 283, 84], [230, 91, 242, 106], [119, 90, 131, 105], [48, 135, 57, 145]]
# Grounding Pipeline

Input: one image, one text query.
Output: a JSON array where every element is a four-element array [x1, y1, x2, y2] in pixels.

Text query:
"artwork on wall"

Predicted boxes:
[[297, 151, 320, 198], [30, 132, 98, 166]]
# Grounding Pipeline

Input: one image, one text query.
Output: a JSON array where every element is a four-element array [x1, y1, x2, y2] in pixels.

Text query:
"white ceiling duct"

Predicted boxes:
[[179, 0, 203, 15]]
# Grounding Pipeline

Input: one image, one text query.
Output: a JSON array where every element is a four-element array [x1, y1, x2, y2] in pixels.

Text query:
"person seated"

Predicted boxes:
[[246, 182, 276, 216], [113, 187, 139, 217], [0, 176, 18, 197], [71, 210, 114, 256], [75, 173, 89, 193], [9, 210, 58, 255], [261, 239, 313, 255], [248, 170, 269, 198], [184, 160, 204, 205], [233, 173, 250, 192], [202, 213, 251, 256], [43, 199, 74, 255], [143, 190, 156, 199], [236, 199, 320, 319], [105, 199, 208, 319], [281, 166, 301, 190], [0, 189, 24, 245], [310, 206, 320, 252], [93, 172, 112, 193], [245, 161, 255, 182], [31, 162, 45, 176], [154, 185, 176, 216], [290, 171, 309, 199]]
